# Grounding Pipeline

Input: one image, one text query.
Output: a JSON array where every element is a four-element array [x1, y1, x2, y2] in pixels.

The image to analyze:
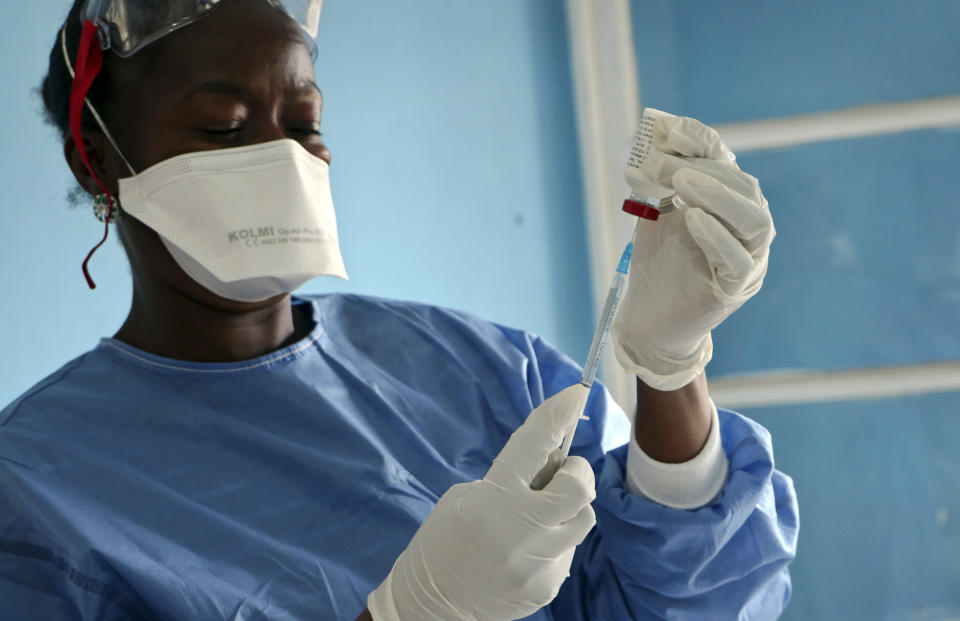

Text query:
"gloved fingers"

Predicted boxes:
[[643, 152, 759, 204], [430, 480, 483, 521], [486, 384, 590, 487], [515, 558, 573, 610], [515, 548, 576, 609], [685, 208, 761, 296], [673, 167, 773, 255], [654, 114, 736, 162], [440, 480, 480, 507], [530, 447, 564, 491], [557, 503, 597, 548], [533, 502, 596, 552], [531, 456, 596, 525]]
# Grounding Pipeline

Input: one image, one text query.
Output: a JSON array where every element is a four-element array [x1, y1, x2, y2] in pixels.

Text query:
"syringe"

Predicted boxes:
[[554, 107, 676, 465], [552, 222, 639, 463], [578, 221, 640, 389], [554, 220, 642, 462]]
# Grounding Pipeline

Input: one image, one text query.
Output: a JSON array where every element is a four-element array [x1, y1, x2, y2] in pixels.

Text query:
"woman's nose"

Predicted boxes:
[[252, 122, 290, 145]]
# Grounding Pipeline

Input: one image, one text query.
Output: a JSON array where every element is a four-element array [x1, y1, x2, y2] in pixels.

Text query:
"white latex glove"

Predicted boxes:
[[612, 114, 775, 391], [367, 385, 595, 621]]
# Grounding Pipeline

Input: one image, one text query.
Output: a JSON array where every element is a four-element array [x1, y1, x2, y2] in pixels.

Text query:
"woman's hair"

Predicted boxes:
[[40, 0, 121, 140]]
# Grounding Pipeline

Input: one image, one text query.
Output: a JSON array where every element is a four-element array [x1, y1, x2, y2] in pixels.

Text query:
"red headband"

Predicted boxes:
[[69, 20, 116, 289]]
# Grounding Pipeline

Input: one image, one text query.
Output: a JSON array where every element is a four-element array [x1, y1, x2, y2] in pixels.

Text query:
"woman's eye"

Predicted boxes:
[[201, 122, 244, 137], [289, 125, 323, 136]]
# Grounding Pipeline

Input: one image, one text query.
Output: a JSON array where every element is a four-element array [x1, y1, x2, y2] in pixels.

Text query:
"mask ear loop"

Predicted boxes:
[[61, 20, 136, 289]]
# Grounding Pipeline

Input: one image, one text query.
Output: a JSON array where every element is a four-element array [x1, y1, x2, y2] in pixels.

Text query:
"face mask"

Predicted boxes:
[[117, 139, 348, 302]]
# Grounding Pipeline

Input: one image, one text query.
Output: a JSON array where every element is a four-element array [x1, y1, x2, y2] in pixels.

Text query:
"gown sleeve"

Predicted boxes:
[[1, 396, 146, 621], [0, 470, 143, 621], [0, 537, 139, 621], [494, 327, 799, 620]]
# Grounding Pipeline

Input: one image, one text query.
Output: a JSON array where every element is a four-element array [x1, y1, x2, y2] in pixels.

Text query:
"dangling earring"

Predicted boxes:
[[92, 193, 120, 223]]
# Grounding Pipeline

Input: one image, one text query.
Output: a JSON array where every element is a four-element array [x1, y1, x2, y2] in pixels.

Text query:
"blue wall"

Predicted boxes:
[[634, 0, 960, 124], [0, 1, 594, 406], [633, 1, 960, 618], [749, 393, 960, 621], [714, 128, 960, 375]]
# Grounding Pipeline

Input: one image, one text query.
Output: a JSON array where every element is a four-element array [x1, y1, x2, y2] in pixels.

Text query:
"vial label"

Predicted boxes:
[[624, 108, 676, 210], [627, 112, 658, 171]]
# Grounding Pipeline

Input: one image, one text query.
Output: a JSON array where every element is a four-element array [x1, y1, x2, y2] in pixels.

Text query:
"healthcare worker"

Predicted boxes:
[[0, 1, 797, 619]]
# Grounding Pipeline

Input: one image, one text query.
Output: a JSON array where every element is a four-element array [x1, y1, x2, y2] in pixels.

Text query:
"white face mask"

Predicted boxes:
[[117, 139, 348, 302]]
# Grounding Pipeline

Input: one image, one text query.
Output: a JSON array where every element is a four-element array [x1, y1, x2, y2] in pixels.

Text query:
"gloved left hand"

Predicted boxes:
[[367, 384, 595, 621], [612, 114, 775, 391]]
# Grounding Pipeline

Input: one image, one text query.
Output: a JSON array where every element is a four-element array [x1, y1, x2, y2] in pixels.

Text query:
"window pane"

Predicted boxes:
[[738, 391, 960, 620], [711, 128, 960, 375], [632, 0, 960, 123]]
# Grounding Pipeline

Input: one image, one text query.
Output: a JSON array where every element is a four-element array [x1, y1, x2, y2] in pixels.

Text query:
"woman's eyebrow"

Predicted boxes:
[[177, 80, 322, 103], [295, 80, 323, 99], [179, 81, 254, 103]]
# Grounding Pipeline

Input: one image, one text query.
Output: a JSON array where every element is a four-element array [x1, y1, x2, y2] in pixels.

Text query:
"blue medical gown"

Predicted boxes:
[[0, 295, 797, 620]]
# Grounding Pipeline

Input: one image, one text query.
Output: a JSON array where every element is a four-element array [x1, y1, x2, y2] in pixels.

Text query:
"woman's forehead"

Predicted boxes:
[[133, 0, 315, 83], [176, 78, 323, 106]]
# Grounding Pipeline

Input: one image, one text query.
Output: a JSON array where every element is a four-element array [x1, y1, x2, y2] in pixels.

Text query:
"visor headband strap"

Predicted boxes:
[[62, 20, 134, 290], [61, 22, 136, 176]]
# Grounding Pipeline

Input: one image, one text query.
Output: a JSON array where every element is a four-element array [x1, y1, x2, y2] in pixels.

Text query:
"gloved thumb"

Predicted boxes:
[[685, 207, 759, 297], [654, 113, 736, 162], [530, 447, 564, 491], [486, 384, 589, 487]]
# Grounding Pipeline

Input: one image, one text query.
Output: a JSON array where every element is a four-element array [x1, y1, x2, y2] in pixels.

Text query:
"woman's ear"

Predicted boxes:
[[64, 129, 123, 197]]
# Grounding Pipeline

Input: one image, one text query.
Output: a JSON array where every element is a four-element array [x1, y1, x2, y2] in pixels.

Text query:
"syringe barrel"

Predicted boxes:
[[579, 270, 627, 387]]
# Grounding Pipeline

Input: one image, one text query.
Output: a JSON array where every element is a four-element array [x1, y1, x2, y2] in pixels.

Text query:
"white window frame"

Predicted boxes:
[[565, 1, 960, 412]]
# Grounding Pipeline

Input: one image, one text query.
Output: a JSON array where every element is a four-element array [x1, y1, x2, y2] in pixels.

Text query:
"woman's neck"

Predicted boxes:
[[114, 287, 311, 362]]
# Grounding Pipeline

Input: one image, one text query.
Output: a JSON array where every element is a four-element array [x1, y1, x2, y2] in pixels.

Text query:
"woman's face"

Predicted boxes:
[[80, 0, 330, 310], [110, 0, 329, 171]]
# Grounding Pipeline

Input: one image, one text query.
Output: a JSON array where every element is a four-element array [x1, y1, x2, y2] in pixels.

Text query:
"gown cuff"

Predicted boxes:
[[624, 398, 728, 509]]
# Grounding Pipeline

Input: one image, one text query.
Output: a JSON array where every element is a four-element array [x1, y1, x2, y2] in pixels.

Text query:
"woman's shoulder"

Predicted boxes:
[[306, 293, 534, 352], [0, 353, 94, 427], [306, 292, 580, 381], [307, 292, 494, 328]]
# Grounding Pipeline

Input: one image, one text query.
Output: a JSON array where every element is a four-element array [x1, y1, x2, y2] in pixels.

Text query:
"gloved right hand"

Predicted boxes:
[[612, 114, 775, 390], [367, 384, 596, 621]]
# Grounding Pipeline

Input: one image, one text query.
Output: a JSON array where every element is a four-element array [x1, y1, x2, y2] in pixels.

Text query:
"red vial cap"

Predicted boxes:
[[622, 199, 660, 221]]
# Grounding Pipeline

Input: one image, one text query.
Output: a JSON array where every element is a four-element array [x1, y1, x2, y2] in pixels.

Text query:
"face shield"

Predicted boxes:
[[63, 0, 325, 289], [80, 0, 323, 58]]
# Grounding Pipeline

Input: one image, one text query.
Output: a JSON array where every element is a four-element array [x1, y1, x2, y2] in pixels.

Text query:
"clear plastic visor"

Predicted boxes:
[[80, 0, 322, 58]]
